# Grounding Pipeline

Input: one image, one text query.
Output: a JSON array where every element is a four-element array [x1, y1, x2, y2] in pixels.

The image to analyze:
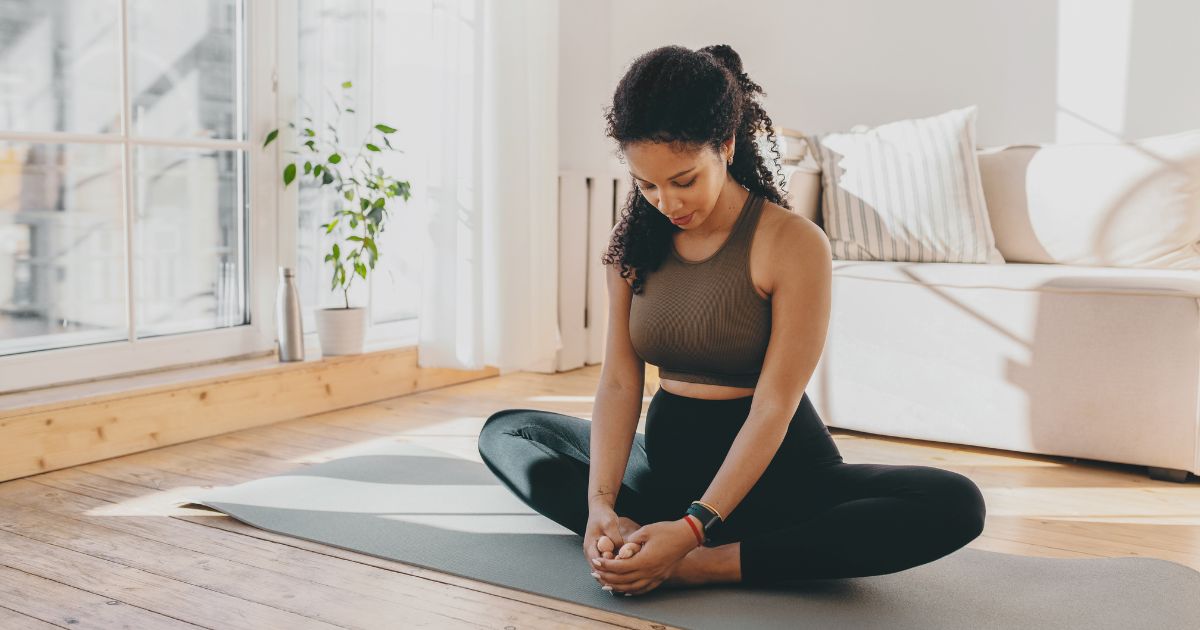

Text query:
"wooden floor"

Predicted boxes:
[[1, 365, 1197, 629]]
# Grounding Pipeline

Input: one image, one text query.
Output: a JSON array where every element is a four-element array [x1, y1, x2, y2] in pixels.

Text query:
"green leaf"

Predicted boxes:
[[325, 218, 338, 234], [365, 143, 381, 152], [333, 243, 341, 259], [350, 218, 358, 228], [313, 164, 324, 178], [383, 135, 393, 150], [304, 161, 312, 174], [304, 128, 315, 137], [263, 129, 279, 148], [368, 207, 383, 225], [375, 124, 396, 134], [342, 80, 353, 89], [364, 237, 378, 262], [360, 198, 370, 211], [304, 140, 316, 151], [343, 189, 353, 201], [345, 107, 355, 113], [328, 153, 342, 164], [283, 163, 296, 186], [321, 170, 334, 185], [324, 253, 334, 262], [372, 197, 385, 209], [347, 235, 364, 242], [355, 262, 367, 279]]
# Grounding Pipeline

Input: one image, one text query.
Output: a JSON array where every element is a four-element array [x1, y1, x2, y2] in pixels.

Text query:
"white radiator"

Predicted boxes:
[[556, 172, 633, 372]]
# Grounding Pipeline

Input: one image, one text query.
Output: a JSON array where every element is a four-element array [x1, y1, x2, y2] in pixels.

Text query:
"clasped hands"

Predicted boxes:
[[584, 507, 700, 597]]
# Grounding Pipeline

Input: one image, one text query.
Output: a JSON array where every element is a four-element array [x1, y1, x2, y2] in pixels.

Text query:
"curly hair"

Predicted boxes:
[[600, 44, 789, 294]]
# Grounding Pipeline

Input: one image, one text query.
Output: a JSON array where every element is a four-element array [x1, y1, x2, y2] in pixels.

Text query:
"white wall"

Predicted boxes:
[[560, 0, 1200, 175]]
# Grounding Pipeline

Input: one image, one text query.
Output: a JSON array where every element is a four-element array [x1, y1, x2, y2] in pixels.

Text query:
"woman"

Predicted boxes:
[[477, 44, 986, 597]]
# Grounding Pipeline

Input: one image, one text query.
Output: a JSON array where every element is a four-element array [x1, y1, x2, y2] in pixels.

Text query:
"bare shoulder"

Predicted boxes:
[[761, 199, 830, 261]]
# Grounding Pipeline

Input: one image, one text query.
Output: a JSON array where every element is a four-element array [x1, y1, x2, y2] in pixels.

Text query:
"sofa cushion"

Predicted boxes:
[[978, 130, 1200, 269], [832, 259, 1200, 297], [809, 106, 1005, 264]]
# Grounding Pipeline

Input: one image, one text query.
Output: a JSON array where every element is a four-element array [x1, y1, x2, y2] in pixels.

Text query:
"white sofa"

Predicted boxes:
[[782, 136, 1200, 483]]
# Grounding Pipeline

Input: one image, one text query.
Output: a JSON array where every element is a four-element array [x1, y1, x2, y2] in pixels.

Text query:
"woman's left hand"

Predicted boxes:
[[590, 518, 698, 596]]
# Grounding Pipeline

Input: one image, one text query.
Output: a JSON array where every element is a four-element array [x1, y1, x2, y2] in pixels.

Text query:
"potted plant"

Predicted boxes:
[[263, 80, 411, 356]]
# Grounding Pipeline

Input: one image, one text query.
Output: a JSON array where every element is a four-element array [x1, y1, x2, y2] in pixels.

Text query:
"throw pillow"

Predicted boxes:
[[810, 105, 1005, 263]]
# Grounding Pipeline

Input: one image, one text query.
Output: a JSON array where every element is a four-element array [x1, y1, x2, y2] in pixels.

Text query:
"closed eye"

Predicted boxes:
[[640, 177, 696, 190]]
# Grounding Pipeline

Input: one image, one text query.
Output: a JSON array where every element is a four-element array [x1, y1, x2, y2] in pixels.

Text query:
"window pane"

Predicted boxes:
[[133, 146, 246, 338], [128, 0, 244, 140], [0, 142, 127, 356], [0, 0, 122, 135]]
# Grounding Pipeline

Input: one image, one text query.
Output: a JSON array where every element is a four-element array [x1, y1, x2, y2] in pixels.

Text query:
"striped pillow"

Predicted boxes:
[[810, 106, 1005, 263]]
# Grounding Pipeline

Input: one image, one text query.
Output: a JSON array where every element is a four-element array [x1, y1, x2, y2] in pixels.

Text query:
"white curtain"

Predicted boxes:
[[417, 0, 562, 375]]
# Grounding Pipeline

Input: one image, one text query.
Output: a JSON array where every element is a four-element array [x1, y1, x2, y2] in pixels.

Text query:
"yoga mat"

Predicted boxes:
[[181, 439, 1200, 630]]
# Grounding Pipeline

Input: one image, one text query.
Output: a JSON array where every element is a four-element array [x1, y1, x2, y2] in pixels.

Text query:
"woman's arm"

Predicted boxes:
[[697, 217, 833, 521], [589, 261, 648, 509]]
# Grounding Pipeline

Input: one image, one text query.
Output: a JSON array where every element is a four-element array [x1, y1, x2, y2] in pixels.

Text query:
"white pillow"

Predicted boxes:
[[810, 106, 1005, 264]]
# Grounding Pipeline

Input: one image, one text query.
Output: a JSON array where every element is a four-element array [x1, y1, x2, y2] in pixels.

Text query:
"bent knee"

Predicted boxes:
[[933, 469, 987, 537], [478, 409, 527, 459]]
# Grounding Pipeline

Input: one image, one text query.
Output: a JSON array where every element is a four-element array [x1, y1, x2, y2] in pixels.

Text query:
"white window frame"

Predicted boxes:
[[0, 0, 281, 392]]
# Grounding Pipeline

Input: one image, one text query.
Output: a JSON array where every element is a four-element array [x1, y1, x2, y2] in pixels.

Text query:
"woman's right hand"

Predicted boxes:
[[583, 504, 624, 567]]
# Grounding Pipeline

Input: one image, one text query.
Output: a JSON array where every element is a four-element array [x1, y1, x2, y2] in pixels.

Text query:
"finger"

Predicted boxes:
[[616, 577, 651, 595], [598, 568, 646, 586], [592, 557, 637, 576], [616, 542, 641, 559], [596, 535, 615, 554]]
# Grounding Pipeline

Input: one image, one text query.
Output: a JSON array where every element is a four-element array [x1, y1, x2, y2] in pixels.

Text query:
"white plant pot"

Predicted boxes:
[[315, 307, 367, 356]]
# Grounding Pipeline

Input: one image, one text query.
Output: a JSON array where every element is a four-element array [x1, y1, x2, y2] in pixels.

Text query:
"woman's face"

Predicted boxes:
[[624, 139, 732, 229]]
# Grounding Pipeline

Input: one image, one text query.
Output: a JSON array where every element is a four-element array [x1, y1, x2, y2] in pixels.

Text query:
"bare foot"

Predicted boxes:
[[597, 516, 643, 559]]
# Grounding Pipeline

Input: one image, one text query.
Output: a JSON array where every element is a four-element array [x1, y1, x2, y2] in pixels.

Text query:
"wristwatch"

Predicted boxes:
[[685, 501, 723, 544]]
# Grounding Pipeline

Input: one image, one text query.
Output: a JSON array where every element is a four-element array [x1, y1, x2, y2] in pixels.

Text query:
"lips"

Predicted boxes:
[[671, 212, 694, 225]]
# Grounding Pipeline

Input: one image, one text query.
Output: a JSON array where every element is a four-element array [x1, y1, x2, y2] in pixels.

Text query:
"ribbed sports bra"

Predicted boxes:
[[628, 191, 772, 388]]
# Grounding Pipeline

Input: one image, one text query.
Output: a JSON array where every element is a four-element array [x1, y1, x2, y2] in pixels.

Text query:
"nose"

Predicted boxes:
[[656, 192, 680, 213]]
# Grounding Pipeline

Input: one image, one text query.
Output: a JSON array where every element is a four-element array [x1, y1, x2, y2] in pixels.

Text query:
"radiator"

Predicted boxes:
[[556, 172, 633, 372]]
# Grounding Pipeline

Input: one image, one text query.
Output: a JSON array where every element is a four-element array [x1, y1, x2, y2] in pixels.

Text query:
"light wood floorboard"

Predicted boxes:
[[1, 366, 1197, 629]]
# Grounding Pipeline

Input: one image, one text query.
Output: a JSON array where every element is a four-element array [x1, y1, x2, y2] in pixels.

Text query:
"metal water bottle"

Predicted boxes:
[[276, 267, 305, 361]]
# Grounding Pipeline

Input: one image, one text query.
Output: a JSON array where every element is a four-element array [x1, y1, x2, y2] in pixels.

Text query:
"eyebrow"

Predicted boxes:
[[629, 166, 696, 182]]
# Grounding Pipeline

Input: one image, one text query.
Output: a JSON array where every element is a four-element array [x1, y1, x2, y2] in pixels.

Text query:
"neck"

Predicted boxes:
[[685, 181, 750, 240]]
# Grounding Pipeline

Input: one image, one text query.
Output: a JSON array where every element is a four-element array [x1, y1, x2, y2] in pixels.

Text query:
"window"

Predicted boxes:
[[0, 0, 277, 392]]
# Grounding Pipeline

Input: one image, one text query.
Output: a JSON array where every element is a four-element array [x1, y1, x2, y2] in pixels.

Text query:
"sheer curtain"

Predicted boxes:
[[417, 0, 561, 375]]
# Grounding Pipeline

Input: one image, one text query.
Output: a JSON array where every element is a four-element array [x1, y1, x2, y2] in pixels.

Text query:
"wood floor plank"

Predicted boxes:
[[0, 527, 344, 629], [0, 605, 62, 629], [0, 564, 205, 629], [0, 497, 482, 629]]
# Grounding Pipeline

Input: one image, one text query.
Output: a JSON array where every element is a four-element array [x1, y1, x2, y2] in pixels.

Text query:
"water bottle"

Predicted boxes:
[[276, 267, 305, 361]]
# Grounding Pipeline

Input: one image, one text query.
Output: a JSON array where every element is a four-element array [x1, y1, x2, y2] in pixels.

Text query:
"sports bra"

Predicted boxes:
[[627, 191, 771, 388]]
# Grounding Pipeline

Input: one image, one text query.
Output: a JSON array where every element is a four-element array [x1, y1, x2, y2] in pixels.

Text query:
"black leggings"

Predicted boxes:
[[477, 386, 986, 585]]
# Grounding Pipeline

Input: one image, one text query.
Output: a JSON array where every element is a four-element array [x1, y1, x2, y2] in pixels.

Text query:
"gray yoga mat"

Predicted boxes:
[[181, 439, 1200, 630]]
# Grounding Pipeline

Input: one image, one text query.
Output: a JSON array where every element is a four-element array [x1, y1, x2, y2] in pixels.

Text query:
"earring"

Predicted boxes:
[[727, 155, 733, 165]]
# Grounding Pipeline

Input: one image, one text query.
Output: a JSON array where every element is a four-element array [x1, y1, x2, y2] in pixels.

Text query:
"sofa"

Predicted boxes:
[[778, 130, 1200, 483]]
